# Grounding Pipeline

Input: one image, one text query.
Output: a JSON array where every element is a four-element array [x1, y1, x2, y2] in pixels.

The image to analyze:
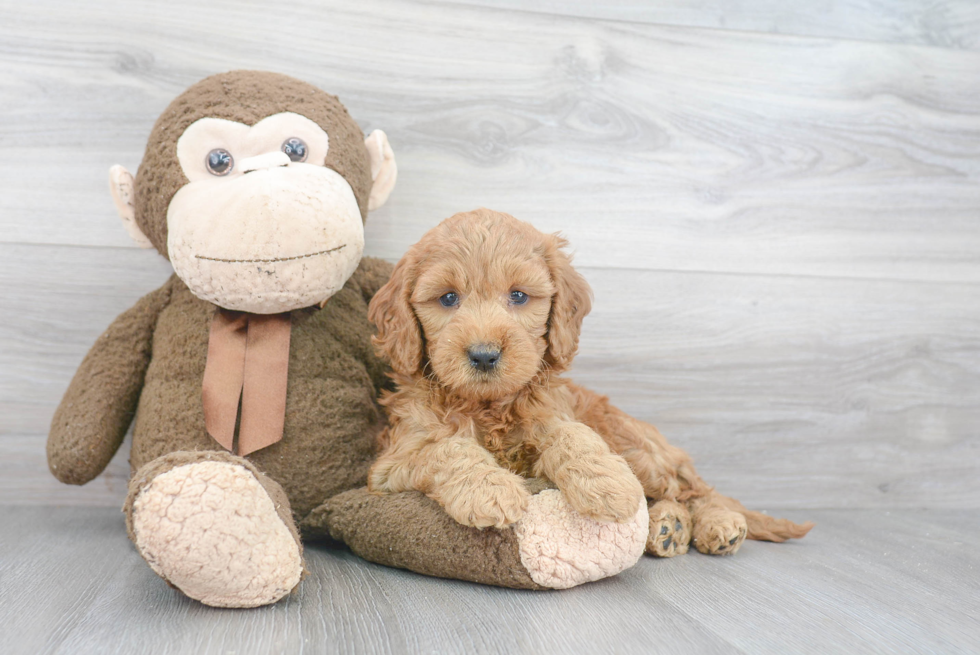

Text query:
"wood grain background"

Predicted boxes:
[[1, 0, 978, 511]]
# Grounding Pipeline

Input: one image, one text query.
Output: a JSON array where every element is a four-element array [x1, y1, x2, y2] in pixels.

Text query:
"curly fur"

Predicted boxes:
[[367, 209, 813, 554]]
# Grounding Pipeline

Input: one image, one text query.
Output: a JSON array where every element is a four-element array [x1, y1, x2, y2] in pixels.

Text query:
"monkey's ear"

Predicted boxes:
[[108, 165, 153, 248], [365, 129, 397, 211]]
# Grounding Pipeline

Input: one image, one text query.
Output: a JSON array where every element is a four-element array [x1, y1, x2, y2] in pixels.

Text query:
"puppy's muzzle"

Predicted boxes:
[[467, 345, 501, 373]]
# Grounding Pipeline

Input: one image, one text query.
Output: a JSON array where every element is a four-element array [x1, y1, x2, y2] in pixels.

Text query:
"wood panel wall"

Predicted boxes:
[[2, 0, 978, 509]]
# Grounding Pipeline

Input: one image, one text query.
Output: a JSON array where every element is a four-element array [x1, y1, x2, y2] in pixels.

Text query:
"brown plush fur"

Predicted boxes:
[[306, 486, 547, 590], [134, 70, 373, 259], [51, 257, 393, 518], [368, 209, 813, 555], [48, 71, 388, 516]]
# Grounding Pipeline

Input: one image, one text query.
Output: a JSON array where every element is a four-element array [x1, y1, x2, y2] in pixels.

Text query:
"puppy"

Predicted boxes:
[[367, 209, 812, 557]]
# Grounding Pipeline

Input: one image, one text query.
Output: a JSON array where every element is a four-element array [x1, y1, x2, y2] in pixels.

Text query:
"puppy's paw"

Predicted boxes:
[[559, 454, 646, 524], [692, 507, 747, 556], [441, 469, 531, 529], [646, 499, 692, 557]]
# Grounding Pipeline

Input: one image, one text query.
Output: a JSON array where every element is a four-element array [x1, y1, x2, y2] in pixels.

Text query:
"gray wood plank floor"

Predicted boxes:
[[2, 507, 977, 655], [1, 0, 978, 652]]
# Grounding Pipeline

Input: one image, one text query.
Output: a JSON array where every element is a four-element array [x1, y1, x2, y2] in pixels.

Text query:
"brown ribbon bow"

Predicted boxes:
[[202, 309, 292, 456]]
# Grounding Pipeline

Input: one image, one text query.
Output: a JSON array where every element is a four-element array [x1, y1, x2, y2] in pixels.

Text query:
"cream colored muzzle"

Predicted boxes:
[[167, 161, 365, 314]]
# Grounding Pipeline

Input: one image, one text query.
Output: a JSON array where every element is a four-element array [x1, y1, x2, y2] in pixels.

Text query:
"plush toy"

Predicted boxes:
[[48, 71, 649, 608]]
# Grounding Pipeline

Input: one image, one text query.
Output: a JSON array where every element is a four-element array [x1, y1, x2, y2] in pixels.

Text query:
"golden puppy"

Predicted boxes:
[[367, 209, 812, 557]]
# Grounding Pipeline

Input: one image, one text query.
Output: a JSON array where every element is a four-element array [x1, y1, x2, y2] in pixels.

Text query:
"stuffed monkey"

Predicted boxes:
[[47, 71, 649, 608]]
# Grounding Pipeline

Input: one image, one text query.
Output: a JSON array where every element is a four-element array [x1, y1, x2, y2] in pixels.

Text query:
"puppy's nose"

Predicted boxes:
[[467, 345, 501, 372]]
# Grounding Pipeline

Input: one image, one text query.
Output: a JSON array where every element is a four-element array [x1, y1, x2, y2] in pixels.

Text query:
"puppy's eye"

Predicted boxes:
[[509, 290, 528, 305], [439, 292, 460, 308]]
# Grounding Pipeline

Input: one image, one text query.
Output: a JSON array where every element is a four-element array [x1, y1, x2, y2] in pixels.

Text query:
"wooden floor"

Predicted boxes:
[[1, 506, 977, 655], [1, 0, 979, 652]]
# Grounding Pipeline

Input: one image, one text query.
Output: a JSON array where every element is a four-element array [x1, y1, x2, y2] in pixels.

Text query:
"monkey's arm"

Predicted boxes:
[[303, 386, 648, 590], [48, 278, 174, 485]]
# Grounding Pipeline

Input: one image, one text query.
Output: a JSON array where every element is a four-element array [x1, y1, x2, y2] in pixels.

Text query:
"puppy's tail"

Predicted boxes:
[[714, 493, 814, 542]]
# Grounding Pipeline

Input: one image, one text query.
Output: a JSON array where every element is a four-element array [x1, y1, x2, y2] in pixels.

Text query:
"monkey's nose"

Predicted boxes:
[[240, 151, 291, 174], [467, 345, 501, 372]]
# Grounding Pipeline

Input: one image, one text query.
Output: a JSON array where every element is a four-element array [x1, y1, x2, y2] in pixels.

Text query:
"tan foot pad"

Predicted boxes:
[[131, 461, 303, 608], [514, 490, 648, 589]]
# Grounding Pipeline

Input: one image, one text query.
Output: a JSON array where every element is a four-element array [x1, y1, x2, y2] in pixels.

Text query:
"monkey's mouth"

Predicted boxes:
[[195, 244, 346, 264]]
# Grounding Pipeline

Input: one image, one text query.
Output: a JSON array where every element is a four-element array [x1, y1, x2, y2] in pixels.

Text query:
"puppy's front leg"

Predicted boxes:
[[533, 422, 645, 524], [371, 435, 529, 530]]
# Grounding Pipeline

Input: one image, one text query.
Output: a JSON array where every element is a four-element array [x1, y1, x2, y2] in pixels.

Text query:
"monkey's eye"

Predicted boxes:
[[281, 137, 308, 163], [509, 290, 529, 305], [205, 149, 234, 176], [439, 292, 460, 308]]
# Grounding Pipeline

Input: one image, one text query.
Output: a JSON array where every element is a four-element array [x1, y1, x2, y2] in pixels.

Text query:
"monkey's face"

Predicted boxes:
[[113, 72, 396, 313], [166, 112, 364, 314]]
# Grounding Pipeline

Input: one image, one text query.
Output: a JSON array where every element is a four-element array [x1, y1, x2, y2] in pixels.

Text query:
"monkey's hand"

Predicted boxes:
[[47, 279, 173, 485]]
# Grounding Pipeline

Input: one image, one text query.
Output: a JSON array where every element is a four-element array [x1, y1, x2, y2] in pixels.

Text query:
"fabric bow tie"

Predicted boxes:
[[201, 309, 292, 456]]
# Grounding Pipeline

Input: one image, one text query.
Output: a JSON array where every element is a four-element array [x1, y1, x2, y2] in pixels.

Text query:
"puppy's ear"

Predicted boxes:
[[368, 256, 424, 376], [543, 234, 593, 371]]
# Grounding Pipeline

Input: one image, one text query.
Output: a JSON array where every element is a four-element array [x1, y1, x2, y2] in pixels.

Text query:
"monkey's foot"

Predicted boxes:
[[645, 499, 692, 558], [692, 506, 748, 556], [514, 489, 648, 589], [129, 457, 303, 607]]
